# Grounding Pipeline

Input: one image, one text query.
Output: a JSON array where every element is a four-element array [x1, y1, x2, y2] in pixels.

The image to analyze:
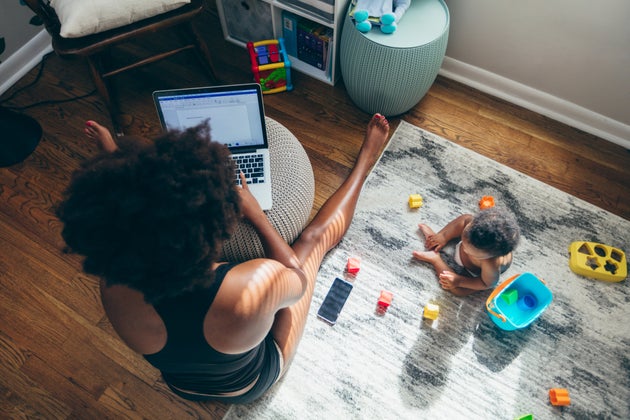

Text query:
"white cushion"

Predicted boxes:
[[50, 0, 191, 38]]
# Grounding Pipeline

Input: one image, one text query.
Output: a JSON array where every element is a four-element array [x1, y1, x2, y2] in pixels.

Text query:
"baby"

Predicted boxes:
[[413, 207, 520, 296]]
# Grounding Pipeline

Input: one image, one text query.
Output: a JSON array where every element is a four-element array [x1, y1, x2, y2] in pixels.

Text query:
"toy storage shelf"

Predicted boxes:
[[217, 0, 349, 86]]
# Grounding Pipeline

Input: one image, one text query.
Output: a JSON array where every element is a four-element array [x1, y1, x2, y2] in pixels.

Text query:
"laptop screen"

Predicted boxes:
[[153, 84, 268, 151]]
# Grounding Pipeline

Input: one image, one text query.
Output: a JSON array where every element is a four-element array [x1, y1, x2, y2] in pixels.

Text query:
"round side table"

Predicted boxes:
[[340, 0, 449, 116]]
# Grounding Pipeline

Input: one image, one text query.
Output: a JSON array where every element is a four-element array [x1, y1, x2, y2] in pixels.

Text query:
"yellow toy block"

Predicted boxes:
[[408, 194, 423, 209], [569, 241, 627, 282], [423, 303, 439, 320]]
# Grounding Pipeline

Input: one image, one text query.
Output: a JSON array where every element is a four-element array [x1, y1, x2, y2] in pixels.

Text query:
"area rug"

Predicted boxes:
[[224, 121, 629, 419]]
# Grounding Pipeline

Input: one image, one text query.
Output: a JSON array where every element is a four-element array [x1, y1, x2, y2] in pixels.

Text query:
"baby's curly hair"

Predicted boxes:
[[57, 124, 241, 304], [463, 207, 520, 256]]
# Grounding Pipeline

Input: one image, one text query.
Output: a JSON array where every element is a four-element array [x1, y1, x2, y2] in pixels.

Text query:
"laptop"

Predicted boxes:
[[153, 83, 273, 210]]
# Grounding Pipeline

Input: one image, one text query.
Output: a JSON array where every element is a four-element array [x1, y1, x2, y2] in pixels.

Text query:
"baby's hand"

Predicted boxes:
[[438, 270, 459, 290]]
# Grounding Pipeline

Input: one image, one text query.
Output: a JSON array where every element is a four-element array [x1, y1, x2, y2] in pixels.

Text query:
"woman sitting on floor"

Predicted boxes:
[[56, 115, 390, 403]]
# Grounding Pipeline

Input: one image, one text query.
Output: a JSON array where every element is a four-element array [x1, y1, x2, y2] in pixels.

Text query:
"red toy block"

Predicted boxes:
[[347, 257, 361, 274], [377, 290, 393, 308]]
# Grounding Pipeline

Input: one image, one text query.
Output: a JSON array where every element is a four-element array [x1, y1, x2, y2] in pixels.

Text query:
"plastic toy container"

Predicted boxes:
[[247, 38, 293, 94], [486, 272, 553, 331], [568, 241, 627, 282]]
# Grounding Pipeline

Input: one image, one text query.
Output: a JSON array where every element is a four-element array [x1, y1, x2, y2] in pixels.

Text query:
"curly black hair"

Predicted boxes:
[[57, 124, 241, 304], [463, 207, 520, 256]]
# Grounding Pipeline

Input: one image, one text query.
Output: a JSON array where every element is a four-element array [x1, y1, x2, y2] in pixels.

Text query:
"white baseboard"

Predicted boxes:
[[439, 57, 630, 150], [0, 29, 53, 96]]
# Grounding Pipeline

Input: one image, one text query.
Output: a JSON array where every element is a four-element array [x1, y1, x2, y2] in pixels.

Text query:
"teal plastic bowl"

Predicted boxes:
[[486, 272, 553, 330]]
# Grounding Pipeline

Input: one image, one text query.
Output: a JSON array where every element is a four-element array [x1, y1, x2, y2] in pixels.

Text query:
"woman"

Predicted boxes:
[[57, 114, 390, 403]]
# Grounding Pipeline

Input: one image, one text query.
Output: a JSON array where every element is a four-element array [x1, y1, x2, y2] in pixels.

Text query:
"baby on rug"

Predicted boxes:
[[413, 207, 520, 296]]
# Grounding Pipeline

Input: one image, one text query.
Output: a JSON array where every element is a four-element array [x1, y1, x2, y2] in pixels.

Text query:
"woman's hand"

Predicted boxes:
[[237, 172, 265, 222]]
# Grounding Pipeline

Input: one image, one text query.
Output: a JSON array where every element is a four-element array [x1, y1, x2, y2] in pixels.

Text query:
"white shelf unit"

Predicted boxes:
[[217, 0, 349, 86]]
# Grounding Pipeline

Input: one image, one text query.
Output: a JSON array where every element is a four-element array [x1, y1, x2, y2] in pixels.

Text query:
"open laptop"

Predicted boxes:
[[153, 83, 273, 210]]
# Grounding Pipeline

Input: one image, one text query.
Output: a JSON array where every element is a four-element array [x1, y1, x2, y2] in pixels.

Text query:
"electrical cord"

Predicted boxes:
[[0, 51, 97, 111]]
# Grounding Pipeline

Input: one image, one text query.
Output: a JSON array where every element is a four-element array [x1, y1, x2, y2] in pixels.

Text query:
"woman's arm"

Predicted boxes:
[[238, 172, 302, 271]]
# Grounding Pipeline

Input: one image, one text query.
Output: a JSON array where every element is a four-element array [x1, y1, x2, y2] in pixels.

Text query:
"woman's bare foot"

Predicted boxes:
[[85, 121, 118, 153], [356, 113, 390, 171]]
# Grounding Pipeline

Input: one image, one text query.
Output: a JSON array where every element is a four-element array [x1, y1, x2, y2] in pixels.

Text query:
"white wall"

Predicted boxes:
[[440, 0, 630, 148], [0, 3, 52, 95]]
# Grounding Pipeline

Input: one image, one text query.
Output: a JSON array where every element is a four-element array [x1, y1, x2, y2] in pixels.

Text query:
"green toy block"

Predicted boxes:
[[501, 289, 519, 305]]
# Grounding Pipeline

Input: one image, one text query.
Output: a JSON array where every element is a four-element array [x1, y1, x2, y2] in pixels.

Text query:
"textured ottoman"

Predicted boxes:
[[340, 0, 449, 116], [221, 117, 314, 262]]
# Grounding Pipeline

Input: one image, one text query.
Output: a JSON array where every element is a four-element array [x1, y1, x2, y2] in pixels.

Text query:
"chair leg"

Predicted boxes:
[[188, 22, 218, 82], [86, 55, 124, 136]]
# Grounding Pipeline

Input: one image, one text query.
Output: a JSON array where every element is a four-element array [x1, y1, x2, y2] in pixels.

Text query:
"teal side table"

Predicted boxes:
[[340, 0, 449, 116]]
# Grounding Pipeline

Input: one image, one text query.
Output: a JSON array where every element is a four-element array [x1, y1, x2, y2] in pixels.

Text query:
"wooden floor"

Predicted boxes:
[[1, 2, 628, 418]]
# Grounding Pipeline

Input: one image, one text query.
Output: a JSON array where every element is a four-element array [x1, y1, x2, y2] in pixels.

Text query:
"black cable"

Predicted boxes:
[[0, 51, 97, 110]]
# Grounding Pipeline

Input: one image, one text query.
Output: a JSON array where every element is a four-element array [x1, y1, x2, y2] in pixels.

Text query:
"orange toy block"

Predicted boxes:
[[479, 195, 495, 210], [346, 257, 361, 274], [549, 388, 571, 406]]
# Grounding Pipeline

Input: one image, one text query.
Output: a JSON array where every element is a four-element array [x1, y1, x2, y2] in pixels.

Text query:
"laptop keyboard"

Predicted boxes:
[[233, 153, 266, 185]]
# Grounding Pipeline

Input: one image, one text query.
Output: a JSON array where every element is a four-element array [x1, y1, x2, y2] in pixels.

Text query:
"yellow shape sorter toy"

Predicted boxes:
[[568, 241, 627, 282]]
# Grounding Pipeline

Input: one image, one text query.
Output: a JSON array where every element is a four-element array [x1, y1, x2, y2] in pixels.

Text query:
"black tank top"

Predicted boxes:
[[143, 263, 275, 399]]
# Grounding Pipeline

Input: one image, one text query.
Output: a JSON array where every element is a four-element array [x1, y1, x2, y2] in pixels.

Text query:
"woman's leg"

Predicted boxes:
[[271, 114, 390, 371]]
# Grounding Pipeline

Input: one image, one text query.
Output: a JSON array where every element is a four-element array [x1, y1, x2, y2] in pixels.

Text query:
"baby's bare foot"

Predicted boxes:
[[85, 120, 118, 153], [418, 223, 436, 240], [412, 250, 440, 263]]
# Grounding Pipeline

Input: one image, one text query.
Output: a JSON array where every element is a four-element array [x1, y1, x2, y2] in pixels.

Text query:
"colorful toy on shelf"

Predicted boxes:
[[486, 272, 553, 331], [423, 303, 439, 320], [568, 241, 627, 282], [376, 290, 393, 314], [479, 195, 495, 210], [247, 38, 293, 94], [346, 256, 361, 275], [408, 194, 423, 209], [549, 388, 571, 406]]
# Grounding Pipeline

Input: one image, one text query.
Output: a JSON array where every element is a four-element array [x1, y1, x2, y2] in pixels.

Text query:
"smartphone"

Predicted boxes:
[[317, 277, 354, 325]]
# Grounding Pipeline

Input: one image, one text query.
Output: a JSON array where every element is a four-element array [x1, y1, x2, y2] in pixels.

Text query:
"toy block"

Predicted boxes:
[[377, 290, 393, 308], [515, 415, 533, 420], [568, 241, 627, 282], [501, 289, 518, 305], [479, 195, 495, 210], [408, 194, 423, 209], [346, 257, 361, 274], [549, 388, 570, 406], [423, 303, 439, 320]]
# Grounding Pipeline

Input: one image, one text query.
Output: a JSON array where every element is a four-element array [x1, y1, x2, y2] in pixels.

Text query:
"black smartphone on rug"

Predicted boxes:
[[317, 277, 353, 325]]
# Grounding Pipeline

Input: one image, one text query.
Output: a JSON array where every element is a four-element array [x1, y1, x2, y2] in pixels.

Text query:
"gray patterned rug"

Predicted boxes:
[[224, 121, 629, 419]]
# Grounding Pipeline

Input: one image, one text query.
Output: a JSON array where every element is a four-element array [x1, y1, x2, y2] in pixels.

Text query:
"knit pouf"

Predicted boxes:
[[221, 117, 314, 262]]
